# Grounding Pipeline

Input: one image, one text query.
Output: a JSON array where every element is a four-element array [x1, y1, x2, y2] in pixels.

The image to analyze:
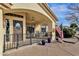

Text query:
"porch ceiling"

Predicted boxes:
[[3, 3, 56, 22], [4, 9, 52, 25], [26, 10, 52, 25]]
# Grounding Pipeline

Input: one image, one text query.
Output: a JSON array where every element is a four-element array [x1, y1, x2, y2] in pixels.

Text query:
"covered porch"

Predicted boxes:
[[0, 3, 56, 55], [3, 9, 54, 51]]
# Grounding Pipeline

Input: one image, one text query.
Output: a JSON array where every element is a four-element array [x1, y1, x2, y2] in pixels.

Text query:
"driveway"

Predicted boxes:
[[3, 41, 79, 56]]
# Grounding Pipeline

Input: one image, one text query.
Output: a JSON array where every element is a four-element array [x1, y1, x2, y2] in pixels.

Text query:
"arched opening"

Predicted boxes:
[[3, 9, 54, 51]]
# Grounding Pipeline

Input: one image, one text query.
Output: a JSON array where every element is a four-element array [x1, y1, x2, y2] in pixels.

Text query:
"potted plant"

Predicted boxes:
[[41, 40, 45, 45], [47, 37, 51, 43]]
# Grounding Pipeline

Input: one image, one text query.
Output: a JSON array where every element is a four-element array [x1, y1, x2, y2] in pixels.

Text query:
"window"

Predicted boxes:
[[41, 26, 46, 33], [26, 25, 35, 33], [6, 19, 10, 41]]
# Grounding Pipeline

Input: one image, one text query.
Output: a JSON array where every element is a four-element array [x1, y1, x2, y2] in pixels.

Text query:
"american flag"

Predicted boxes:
[[56, 26, 64, 40]]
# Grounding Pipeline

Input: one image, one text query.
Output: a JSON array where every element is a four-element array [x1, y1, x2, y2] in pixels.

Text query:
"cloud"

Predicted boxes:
[[75, 13, 79, 17], [59, 6, 67, 11], [50, 5, 67, 12], [48, 3, 73, 26]]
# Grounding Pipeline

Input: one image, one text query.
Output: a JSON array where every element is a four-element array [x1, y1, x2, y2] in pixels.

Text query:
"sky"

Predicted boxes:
[[48, 3, 77, 26]]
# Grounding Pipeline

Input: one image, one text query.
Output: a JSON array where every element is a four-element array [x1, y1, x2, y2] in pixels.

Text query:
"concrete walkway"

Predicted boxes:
[[63, 38, 78, 44], [3, 41, 79, 56]]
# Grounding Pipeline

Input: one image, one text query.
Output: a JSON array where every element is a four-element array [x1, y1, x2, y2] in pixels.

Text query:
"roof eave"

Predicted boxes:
[[38, 3, 58, 22]]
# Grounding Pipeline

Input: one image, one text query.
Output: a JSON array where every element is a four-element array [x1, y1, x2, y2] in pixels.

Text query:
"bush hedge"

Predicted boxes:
[[63, 28, 76, 38]]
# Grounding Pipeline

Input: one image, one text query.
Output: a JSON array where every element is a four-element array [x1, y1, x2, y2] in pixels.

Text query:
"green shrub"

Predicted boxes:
[[63, 28, 76, 38]]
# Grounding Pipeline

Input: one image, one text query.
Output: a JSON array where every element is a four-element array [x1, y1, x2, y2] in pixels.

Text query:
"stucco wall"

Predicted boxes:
[[0, 9, 3, 55]]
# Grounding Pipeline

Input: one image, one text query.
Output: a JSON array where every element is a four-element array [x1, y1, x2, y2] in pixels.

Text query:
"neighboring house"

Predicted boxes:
[[0, 3, 57, 55]]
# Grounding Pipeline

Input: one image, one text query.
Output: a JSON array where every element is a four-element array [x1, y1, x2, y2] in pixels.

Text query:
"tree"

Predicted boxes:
[[65, 4, 79, 25], [70, 23, 78, 29]]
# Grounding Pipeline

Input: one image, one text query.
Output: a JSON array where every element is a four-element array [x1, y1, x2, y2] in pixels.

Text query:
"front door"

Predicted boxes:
[[13, 20, 23, 42]]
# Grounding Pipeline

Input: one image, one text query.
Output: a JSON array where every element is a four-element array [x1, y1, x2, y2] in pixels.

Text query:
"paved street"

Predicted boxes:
[[3, 39, 79, 56]]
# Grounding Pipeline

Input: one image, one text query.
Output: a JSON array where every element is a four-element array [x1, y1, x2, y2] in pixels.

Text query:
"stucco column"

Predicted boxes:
[[9, 17, 13, 42], [0, 9, 4, 55], [51, 21, 55, 41], [35, 24, 41, 33], [23, 14, 26, 41]]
